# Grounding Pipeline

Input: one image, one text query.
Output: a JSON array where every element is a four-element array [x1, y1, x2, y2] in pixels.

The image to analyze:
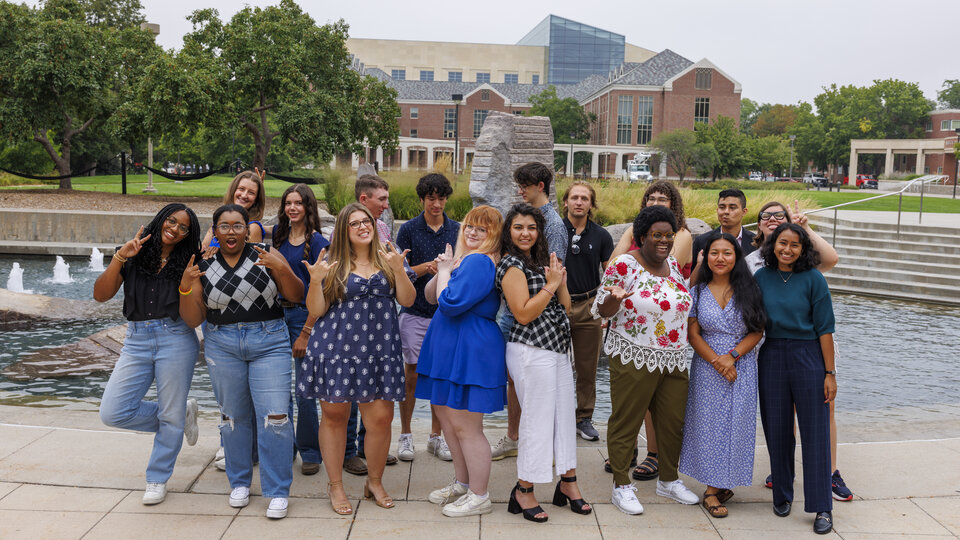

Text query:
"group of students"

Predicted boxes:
[[94, 166, 850, 533]]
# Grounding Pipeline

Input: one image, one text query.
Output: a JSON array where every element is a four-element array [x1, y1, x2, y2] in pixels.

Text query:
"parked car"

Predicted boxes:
[[748, 171, 763, 181], [803, 173, 829, 187], [855, 174, 878, 189]]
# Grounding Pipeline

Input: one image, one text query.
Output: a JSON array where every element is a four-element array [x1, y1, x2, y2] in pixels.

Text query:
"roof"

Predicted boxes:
[[608, 49, 693, 86]]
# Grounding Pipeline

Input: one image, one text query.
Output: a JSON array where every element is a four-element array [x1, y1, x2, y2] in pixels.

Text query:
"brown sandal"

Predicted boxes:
[[702, 490, 728, 518], [716, 488, 734, 504], [327, 481, 353, 515], [364, 476, 394, 509]]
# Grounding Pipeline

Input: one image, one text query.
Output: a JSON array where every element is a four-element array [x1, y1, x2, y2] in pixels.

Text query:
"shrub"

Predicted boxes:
[[684, 179, 807, 191]]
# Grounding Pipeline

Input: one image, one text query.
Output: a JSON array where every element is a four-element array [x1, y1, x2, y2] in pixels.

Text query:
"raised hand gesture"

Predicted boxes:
[[435, 243, 455, 274], [792, 199, 809, 229], [179, 254, 205, 291], [544, 252, 566, 291], [383, 242, 410, 274], [117, 226, 151, 259], [302, 249, 337, 282], [253, 245, 286, 272]]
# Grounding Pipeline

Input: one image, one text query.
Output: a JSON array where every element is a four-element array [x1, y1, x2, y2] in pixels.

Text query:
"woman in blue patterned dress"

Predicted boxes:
[[679, 231, 765, 518], [299, 203, 415, 515]]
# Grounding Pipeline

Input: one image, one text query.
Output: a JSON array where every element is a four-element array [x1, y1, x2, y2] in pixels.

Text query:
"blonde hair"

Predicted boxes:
[[322, 203, 397, 305], [454, 205, 503, 259], [224, 170, 266, 221]]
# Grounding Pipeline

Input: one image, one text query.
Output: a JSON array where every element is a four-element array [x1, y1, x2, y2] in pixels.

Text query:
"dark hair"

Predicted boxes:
[[501, 203, 549, 272], [132, 203, 201, 281], [718, 189, 746, 208], [273, 184, 323, 260], [632, 205, 677, 247], [514, 162, 553, 195], [213, 204, 249, 227], [693, 231, 766, 333], [752, 200, 792, 247], [355, 174, 389, 201], [761, 223, 820, 272], [415, 173, 453, 199], [561, 180, 597, 219], [643, 181, 687, 230]]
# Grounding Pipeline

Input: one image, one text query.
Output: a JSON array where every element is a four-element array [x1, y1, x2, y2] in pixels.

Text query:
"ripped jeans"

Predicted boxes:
[[204, 318, 294, 498]]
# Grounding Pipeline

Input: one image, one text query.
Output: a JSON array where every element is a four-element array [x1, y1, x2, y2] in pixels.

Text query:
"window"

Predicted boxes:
[[532, 74, 540, 85], [448, 71, 462, 82], [420, 70, 434, 82], [616, 95, 633, 145], [694, 97, 710, 124], [443, 109, 456, 138], [473, 109, 489, 137], [410, 129, 418, 138], [941, 119, 960, 131], [695, 68, 712, 90], [504, 73, 518, 84], [390, 69, 405, 81], [481, 89, 490, 102], [513, 110, 523, 115], [925, 120, 933, 132], [636, 96, 653, 145], [476, 72, 490, 83], [410, 107, 418, 119]]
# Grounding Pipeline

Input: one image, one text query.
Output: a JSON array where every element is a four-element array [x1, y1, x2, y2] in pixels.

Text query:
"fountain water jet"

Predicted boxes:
[[88, 248, 105, 272], [6, 262, 32, 293], [49, 256, 74, 284]]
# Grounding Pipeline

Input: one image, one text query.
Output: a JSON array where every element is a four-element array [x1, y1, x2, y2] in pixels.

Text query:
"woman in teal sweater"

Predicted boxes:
[[754, 223, 837, 535]]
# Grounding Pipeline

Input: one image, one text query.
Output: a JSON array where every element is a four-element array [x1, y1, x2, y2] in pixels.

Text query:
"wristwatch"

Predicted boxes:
[[728, 349, 740, 360], [825, 370, 836, 375]]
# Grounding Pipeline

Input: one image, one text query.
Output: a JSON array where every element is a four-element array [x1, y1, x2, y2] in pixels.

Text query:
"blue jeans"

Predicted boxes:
[[284, 306, 322, 464], [100, 318, 199, 483], [204, 318, 295, 498]]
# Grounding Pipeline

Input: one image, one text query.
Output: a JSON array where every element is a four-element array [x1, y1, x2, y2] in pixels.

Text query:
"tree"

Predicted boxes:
[[0, 0, 158, 188], [753, 104, 798, 137], [791, 102, 829, 171], [123, 1, 400, 170], [694, 116, 749, 180], [739, 98, 766, 136], [937, 79, 960, 109], [526, 85, 596, 174], [746, 135, 794, 175], [651, 129, 714, 181]]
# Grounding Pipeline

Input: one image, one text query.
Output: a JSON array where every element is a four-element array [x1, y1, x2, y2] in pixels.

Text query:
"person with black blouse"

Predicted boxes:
[[179, 204, 304, 520], [94, 203, 202, 507]]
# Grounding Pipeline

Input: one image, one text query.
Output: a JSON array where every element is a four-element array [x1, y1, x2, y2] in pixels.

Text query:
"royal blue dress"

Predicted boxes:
[[415, 253, 507, 413]]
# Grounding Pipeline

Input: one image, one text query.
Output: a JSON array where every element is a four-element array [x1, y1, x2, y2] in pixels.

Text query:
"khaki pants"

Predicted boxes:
[[569, 297, 603, 422], [606, 354, 689, 486]]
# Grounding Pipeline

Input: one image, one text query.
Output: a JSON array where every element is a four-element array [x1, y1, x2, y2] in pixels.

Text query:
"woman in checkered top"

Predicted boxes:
[[495, 203, 591, 523]]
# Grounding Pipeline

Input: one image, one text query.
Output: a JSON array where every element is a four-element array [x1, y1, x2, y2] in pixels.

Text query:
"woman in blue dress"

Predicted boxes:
[[679, 231, 765, 518], [299, 203, 415, 516], [416, 205, 505, 518]]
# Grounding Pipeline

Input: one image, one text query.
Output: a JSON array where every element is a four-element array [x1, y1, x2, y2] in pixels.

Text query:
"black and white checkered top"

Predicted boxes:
[[495, 254, 571, 354], [199, 243, 284, 325]]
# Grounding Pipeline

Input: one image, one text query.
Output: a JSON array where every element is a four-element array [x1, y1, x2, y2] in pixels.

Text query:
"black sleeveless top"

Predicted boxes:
[[199, 243, 284, 325]]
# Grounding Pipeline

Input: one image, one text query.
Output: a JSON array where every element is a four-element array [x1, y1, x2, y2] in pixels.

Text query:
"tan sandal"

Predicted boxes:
[[327, 481, 353, 515], [702, 490, 728, 518], [364, 476, 394, 509]]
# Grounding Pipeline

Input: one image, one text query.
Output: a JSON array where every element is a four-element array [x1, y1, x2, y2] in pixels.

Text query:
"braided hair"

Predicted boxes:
[[132, 203, 201, 281]]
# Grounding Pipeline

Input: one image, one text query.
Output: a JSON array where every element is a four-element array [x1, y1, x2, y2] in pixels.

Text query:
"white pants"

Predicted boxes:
[[506, 342, 577, 483]]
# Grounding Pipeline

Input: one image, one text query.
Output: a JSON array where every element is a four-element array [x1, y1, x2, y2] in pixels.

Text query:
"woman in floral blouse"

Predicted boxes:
[[592, 205, 699, 516]]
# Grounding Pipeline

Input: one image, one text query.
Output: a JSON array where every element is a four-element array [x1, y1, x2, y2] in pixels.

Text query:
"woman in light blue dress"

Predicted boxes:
[[679, 231, 766, 518]]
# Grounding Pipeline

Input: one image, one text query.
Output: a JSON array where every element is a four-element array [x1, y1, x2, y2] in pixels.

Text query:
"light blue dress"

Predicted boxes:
[[678, 284, 759, 489]]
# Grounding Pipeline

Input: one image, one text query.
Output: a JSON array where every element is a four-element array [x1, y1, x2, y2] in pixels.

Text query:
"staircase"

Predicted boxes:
[[807, 216, 960, 305]]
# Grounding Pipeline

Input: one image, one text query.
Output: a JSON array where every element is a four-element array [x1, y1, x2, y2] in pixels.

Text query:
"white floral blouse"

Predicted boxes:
[[591, 254, 692, 372]]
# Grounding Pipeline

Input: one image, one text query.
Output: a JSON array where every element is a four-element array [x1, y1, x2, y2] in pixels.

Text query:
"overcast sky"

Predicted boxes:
[[140, 0, 959, 107]]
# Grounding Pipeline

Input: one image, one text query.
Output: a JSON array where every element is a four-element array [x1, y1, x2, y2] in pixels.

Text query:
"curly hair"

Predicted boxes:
[[415, 173, 453, 199], [761, 223, 820, 272], [223, 170, 266, 221], [692, 231, 766, 333], [632, 205, 677, 248], [133, 203, 201, 281], [501, 203, 549, 273], [643, 181, 686, 231], [273, 184, 323, 261], [752, 200, 792, 248]]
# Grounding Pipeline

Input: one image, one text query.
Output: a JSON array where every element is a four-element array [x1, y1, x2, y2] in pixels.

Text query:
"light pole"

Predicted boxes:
[[788, 134, 796, 180], [141, 22, 160, 193], [452, 94, 462, 175], [569, 132, 576, 178]]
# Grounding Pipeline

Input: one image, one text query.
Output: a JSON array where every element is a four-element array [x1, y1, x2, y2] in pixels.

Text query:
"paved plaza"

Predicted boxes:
[[0, 404, 957, 539]]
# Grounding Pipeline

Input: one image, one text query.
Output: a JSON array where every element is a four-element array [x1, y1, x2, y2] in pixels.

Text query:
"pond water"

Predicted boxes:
[[2, 255, 959, 422]]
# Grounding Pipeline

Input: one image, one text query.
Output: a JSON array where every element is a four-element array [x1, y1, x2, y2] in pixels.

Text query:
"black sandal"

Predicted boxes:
[[632, 452, 659, 481], [508, 482, 548, 523], [603, 447, 639, 473], [552, 476, 592, 515]]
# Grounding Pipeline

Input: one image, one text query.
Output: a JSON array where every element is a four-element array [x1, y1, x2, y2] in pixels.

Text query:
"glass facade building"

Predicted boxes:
[[518, 15, 625, 85]]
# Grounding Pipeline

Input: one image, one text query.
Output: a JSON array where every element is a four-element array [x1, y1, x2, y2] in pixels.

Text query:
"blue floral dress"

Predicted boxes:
[[678, 284, 760, 488], [298, 272, 405, 402]]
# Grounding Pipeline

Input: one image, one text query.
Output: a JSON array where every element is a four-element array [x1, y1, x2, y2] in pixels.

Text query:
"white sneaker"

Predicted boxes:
[[229, 486, 250, 508], [397, 434, 415, 461], [184, 398, 199, 446], [490, 435, 518, 461], [441, 491, 492, 517], [427, 435, 452, 461], [612, 484, 643, 515], [656, 479, 699, 505], [266, 497, 288, 519], [142, 482, 166, 505], [215, 446, 226, 471], [428, 479, 468, 505]]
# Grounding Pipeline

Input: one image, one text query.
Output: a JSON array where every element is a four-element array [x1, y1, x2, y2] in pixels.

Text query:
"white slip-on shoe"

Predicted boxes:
[[266, 497, 288, 519], [612, 484, 643, 515], [489, 435, 518, 461], [397, 434, 415, 461], [229, 486, 250, 508], [142, 482, 166, 505], [428, 479, 468, 505], [184, 398, 199, 446], [656, 479, 699, 505], [441, 491, 492, 517]]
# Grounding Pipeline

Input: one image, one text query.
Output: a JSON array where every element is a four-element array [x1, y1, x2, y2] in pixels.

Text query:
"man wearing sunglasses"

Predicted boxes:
[[562, 182, 613, 442], [691, 189, 756, 274]]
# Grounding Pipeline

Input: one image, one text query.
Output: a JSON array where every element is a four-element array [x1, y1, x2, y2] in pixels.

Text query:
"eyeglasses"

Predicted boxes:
[[164, 217, 190, 235], [649, 232, 676, 241], [570, 233, 582, 255], [348, 218, 373, 230], [759, 211, 787, 221], [647, 196, 671, 205], [216, 223, 247, 234], [464, 224, 487, 235]]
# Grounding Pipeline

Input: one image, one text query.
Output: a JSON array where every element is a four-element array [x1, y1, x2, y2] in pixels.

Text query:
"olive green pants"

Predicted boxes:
[[606, 354, 689, 486]]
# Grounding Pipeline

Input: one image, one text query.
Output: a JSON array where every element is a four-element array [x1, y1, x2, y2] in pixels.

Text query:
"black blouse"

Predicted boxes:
[[120, 261, 182, 322]]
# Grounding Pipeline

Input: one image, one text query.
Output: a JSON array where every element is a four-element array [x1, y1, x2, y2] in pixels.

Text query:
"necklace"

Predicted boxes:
[[777, 269, 793, 283]]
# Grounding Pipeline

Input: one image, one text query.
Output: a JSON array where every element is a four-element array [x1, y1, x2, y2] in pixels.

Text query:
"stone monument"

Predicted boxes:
[[469, 111, 557, 215]]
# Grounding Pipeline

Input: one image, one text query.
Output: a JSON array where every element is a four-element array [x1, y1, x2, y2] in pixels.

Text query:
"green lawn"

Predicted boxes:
[[740, 189, 960, 213], [0, 174, 325, 199]]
